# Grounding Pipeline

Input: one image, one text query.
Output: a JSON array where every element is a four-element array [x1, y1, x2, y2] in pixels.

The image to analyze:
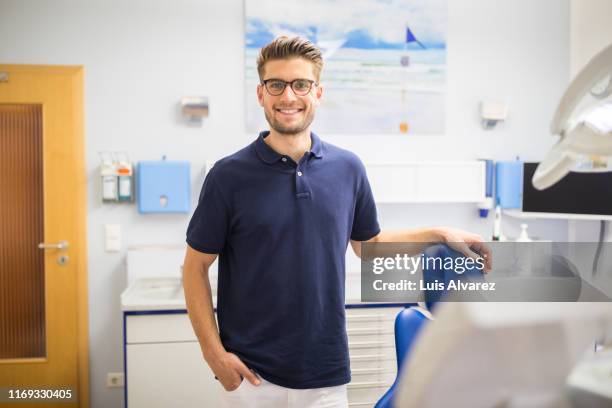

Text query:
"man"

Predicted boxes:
[[184, 36, 490, 407]]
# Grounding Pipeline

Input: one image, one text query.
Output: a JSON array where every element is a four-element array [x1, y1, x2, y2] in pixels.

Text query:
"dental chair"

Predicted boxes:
[[422, 243, 487, 309], [374, 244, 485, 407], [373, 306, 430, 408]]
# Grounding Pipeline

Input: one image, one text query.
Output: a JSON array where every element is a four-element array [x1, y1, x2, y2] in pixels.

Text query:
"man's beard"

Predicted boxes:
[[264, 107, 315, 135]]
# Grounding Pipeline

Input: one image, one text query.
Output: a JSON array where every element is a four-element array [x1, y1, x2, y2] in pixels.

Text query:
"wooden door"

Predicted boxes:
[[0, 65, 88, 407]]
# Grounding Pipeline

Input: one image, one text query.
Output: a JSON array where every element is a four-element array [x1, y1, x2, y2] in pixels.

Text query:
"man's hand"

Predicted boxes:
[[433, 227, 492, 272], [209, 351, 261, 391], [352, 228, 493, 271]]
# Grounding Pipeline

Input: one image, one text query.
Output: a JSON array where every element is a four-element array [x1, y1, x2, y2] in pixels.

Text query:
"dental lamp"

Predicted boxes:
[[532, 43, 612, 190]]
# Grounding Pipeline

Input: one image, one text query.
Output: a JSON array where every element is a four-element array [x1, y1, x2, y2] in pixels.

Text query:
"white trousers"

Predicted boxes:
[[220, 377, 349, 408]]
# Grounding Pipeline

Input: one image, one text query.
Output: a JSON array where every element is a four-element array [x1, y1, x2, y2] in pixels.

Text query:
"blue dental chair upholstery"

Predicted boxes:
[[373, 307, 430, 408], [422, 243, 486, 310], [374, 244, 485, 407]]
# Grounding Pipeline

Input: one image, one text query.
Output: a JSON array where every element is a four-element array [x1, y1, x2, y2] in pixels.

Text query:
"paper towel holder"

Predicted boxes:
[[181, 96, 209, 124], [480, 101, 508, 130]]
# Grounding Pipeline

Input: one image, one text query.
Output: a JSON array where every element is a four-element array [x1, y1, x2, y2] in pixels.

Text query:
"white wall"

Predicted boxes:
[[0, 0, 570, 407], [570, 0, 612, 78]]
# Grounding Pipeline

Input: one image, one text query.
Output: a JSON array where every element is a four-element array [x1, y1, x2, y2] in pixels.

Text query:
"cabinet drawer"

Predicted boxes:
[[347, 327, 394, 344], [351, 367, 396, 384], [346, 307, 402, 330], [349, 402, 381, 408], [350, 353, 396, 370], [346, 307, 402, 317], [349, 341, 395, 357], [347, 382, 392, 404], [126, 313, 198, 344]]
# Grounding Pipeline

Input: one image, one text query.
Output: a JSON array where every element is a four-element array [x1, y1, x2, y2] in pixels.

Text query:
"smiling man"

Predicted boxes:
[[183, 36, 490, 408]]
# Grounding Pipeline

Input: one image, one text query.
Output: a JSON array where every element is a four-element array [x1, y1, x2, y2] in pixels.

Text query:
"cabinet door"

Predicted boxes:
[[127, 342, 221, 408]]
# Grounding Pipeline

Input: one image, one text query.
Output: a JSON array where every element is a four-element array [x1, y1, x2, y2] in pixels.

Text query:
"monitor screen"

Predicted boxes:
[[522, 162, 612, 216]]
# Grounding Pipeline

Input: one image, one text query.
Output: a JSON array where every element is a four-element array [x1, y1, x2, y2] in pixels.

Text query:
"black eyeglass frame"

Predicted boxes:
[[261, 78, 318, 96]]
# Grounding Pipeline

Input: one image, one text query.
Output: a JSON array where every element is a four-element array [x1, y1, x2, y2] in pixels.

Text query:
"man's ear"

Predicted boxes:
[[257, 84, 264, 107], [315, 83, 323, 106]]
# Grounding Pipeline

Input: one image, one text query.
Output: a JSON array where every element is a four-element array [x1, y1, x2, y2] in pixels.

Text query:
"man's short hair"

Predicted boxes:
[[257, 36, 324, 82]]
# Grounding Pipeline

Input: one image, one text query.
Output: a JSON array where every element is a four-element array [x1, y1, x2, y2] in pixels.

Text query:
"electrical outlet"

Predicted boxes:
[[106, 372, 124, 388]]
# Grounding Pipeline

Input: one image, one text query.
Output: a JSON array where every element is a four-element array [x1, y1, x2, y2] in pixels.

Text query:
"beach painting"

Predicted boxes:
[[245, 0, 448, 135]]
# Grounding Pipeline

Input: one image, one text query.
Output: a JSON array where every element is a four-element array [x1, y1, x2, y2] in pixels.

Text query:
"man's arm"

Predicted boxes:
[[183, 245, 261, 390], [350, 227, 492, 271]]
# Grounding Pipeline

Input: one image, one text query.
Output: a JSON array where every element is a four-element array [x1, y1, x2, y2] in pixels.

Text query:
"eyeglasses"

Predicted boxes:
[[261, 78, 317, 96]]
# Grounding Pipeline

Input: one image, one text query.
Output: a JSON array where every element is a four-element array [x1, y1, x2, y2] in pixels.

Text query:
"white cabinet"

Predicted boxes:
[[366, 162, 486, 203], [125, 313, 221, 408], [127, 342, 220, 408], [124, 306, 403, 408], [346, 307, 401, 407]]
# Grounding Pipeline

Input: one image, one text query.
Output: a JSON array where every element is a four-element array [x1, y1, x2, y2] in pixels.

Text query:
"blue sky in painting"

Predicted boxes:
[[245, 0, 447, 50]]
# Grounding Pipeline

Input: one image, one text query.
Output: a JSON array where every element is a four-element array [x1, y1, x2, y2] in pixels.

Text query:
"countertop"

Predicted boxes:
[[121, 276, 413, 312]]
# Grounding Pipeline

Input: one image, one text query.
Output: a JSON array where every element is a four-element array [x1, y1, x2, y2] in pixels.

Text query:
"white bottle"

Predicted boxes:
[[492, 205, 502, 241], [101, 160, 118, 202], [516, 223, 532, 242]]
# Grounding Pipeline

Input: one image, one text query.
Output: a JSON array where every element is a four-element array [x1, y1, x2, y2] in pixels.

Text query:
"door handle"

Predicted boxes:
[[38, 240, 69, 251]]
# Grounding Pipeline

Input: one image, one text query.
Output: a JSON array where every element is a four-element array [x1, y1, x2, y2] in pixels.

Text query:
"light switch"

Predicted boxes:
[[105, 224, 121, 252]]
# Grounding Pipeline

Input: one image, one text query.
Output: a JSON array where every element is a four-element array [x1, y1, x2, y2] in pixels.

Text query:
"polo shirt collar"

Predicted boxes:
[[310, 132, 324, 159], [255, 131, 324, 164]]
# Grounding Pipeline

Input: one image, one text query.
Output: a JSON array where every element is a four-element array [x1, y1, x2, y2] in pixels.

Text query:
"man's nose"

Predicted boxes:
[[279, 84, 298, 101]]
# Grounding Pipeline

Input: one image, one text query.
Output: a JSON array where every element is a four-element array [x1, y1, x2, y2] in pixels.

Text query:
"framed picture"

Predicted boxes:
[[245, 0, 448, 135]]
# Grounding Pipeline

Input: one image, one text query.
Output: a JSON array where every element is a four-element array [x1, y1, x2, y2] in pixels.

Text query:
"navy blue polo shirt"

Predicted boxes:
[[186, 131, 380, 389]]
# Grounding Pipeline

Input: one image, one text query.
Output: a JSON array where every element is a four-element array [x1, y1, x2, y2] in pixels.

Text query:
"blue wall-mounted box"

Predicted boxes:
[[495, 161, 523, 209], [137, 160, 190, 214]]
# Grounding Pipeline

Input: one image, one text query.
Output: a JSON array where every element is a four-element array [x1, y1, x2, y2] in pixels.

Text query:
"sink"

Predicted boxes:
[[121, 277, 185, 311], [137, 284, 184, 301], [121, 276, 217, 311]]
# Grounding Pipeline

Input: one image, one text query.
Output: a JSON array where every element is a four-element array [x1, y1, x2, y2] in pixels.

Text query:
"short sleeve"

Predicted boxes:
[[350, 163, 380, 241], [186, 166, 230, 254]]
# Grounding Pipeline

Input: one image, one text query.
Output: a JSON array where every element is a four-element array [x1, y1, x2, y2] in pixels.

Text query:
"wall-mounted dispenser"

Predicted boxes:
[[137, 157, 190, 214], [181, 96, 209, 125], [116, 152, 134, 202], [99, 151, 134, 203], [480, 101, 508, 130], [495, 159, 523, 209]]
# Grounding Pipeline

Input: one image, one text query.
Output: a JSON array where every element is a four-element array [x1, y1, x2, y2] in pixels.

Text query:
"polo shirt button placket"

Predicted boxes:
[[295, 167, 310, 199]]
